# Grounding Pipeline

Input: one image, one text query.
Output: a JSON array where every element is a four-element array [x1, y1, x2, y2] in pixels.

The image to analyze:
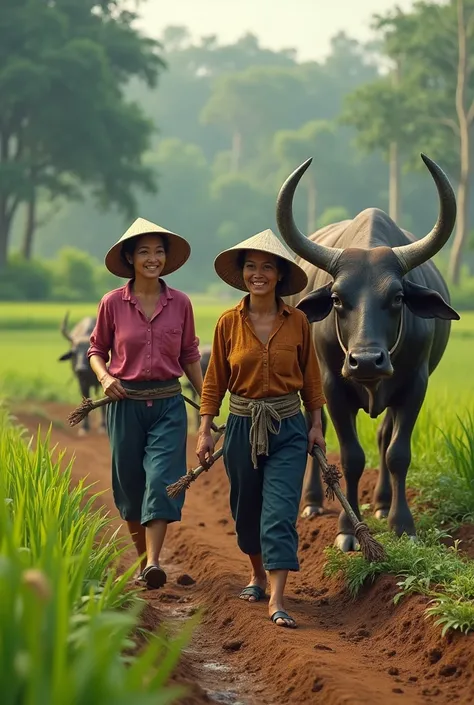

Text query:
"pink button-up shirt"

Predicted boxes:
[[87, 280, 201, 382]]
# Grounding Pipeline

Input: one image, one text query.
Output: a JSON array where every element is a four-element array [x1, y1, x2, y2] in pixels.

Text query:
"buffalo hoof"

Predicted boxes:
[[300, 504, 324, 518], [77, 428, 88, 438], [98, 426, 106, 435], [334, 533, 360, 553], [374, 508, 390, 520]]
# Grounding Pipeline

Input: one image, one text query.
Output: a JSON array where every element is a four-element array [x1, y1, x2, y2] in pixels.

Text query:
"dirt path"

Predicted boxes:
[[13, 401, 474, 705]]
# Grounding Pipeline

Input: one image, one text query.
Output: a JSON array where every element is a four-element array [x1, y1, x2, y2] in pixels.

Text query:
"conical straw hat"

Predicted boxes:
[[214, 229, 308, 296], [105, 217, 191, 278]]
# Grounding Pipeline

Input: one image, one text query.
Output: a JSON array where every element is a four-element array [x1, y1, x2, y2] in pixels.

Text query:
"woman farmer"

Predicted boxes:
[[196, 229, 326, 629], [88, 217, 203, 590]]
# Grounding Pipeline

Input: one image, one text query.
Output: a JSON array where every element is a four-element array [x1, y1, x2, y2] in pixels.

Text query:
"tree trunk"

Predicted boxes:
[[388, 140, 401, 222], [388, 58, 402, 223], [22, 190, 36, 260], [447, 0, 472, 285], [231, 130, 242, 172], [306, 171, 317, 233], [447, 126, 470, 284], [0, 200, 10, 270]]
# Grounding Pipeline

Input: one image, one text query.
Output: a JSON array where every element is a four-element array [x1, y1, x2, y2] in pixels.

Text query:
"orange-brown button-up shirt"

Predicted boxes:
[[199, 296, 326, 417]]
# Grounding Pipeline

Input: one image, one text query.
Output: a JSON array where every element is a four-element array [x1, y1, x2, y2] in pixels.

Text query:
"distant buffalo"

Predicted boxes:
[[58, 312, 106, 436]]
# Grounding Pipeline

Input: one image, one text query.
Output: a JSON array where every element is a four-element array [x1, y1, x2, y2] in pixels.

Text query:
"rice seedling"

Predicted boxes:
[[0, 404, 198, 703]]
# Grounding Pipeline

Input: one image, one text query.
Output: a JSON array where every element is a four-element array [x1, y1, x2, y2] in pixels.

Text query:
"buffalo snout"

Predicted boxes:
[[344, 348, 393, 381]]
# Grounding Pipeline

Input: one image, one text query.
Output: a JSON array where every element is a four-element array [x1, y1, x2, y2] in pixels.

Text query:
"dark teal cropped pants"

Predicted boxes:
[[222, 410, 308, 572], [105, 380, 187, 525]]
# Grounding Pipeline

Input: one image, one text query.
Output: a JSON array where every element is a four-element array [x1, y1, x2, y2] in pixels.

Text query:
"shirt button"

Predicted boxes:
[[147, 341, 151, 345], [147, 354, 150, 358], [147, 328, 150, 332]]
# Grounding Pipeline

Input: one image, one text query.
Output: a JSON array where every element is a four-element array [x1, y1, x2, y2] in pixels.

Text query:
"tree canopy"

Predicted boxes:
[[0, 0, 165, 266]]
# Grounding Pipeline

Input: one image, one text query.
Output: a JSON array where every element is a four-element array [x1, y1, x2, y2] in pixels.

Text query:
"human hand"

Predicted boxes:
[[100, 373, 127, 401], [196, 431, 215, 469], [308, 424, 326, 455]]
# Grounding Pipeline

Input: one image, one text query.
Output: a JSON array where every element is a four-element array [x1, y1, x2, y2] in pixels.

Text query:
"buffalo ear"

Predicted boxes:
[[58, 351, 73, 361], [296, 283, 333, 323], [403, 280, 460, 320]]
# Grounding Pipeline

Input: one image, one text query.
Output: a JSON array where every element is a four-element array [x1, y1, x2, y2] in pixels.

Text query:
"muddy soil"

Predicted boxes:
[[12, 401, 474, 705]]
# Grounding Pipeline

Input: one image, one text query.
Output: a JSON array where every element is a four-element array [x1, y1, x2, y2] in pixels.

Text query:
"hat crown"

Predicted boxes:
[[119, 217, 171, 243], [232, 229, 296, 264]]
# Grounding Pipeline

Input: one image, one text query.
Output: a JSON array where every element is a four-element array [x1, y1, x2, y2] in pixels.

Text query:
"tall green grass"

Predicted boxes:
[[0, 403, 195, 703]]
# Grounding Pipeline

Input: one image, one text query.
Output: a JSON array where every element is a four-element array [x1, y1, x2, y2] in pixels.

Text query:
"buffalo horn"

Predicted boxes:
[[392, 154, 457, 273], [275, 158, 343, 274], [61, 311, 72, 342]]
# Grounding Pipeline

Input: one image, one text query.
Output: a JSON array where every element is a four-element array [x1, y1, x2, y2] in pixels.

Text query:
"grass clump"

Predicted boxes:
[[409, 410, 474, 531], [324, 528, 474, 636]]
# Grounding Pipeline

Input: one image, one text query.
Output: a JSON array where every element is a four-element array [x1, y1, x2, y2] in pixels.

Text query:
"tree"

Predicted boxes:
[[340, 57, 421, 222], [200, 66, 308, 171], [137, 138, 215, 291], [370, 0, 474, 285], [0, 0, 165, 266], [273, 121, 344, 232]]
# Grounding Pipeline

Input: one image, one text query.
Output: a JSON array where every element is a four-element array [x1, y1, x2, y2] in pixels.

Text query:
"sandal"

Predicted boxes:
[[142, 564, 167, 590], [239, 585, 266, 602], [270, 610, 297, 628]]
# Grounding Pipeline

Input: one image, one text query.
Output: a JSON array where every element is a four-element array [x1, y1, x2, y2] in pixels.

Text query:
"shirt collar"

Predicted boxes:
[[236, 294, 291, 317], [122, 278, 173, 304]]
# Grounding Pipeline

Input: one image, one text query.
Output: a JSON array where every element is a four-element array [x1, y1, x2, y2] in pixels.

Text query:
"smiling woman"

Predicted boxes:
[[196, 228, 326, 630], [87, 217, 204, 591]]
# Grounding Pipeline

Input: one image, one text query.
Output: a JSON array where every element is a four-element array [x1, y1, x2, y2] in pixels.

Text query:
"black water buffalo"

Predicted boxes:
[[276, 153, 459, 552], [58, 312, 106, 436], [183, 345, 212, 430]]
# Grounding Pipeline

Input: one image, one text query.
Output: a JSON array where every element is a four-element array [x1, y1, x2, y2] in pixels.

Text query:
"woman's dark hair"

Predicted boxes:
[[237, 249, 290, 295], [120, 233, 169, 269]]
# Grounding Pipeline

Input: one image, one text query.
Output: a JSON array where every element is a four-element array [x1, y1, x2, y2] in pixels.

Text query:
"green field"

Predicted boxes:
[[2, 302, 474, 636], [0, 301, 472, 397], [0, 301, 473, 453]]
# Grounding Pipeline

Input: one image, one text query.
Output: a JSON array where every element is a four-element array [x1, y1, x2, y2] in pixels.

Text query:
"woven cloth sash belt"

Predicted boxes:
[[121, 380, 182, 401], [229, 392, 301, 469]]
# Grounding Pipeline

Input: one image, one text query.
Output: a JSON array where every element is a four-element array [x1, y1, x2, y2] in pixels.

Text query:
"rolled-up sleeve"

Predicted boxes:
[[199, 317, 230, 417], [298, 316, 326, 412], [88, 297, 114, 362], [179, 298, 201, 366]]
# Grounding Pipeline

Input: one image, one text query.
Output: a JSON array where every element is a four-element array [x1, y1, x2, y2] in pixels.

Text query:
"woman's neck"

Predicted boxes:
[[132, 276, 161, 297], [248, 293, 278, 315]]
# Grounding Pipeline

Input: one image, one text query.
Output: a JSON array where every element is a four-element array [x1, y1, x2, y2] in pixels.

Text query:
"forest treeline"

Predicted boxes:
[[2, 1, 474, 301]]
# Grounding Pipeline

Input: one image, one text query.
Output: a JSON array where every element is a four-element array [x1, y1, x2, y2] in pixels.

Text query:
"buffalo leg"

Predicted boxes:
[[373, 410, 393, 519], [386, 375, 428, 538], [300, 408, 327, 517], [326, 387, 365, 552]]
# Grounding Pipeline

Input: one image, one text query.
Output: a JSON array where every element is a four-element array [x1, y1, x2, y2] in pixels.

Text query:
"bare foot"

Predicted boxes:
[[239, 573, 267, 602]]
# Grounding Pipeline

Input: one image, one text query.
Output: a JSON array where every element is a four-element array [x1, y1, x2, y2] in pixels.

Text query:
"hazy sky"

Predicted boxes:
[[132, 0, 417, 61]]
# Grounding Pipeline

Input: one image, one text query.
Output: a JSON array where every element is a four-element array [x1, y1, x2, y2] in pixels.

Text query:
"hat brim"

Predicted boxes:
[[214, 247, 308, 296], [105, 230, 191, 278]]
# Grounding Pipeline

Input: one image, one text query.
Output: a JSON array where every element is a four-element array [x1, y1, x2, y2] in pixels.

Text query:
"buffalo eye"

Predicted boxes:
[[331, 293, 342, 307], [392, 293, 403, 307]]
